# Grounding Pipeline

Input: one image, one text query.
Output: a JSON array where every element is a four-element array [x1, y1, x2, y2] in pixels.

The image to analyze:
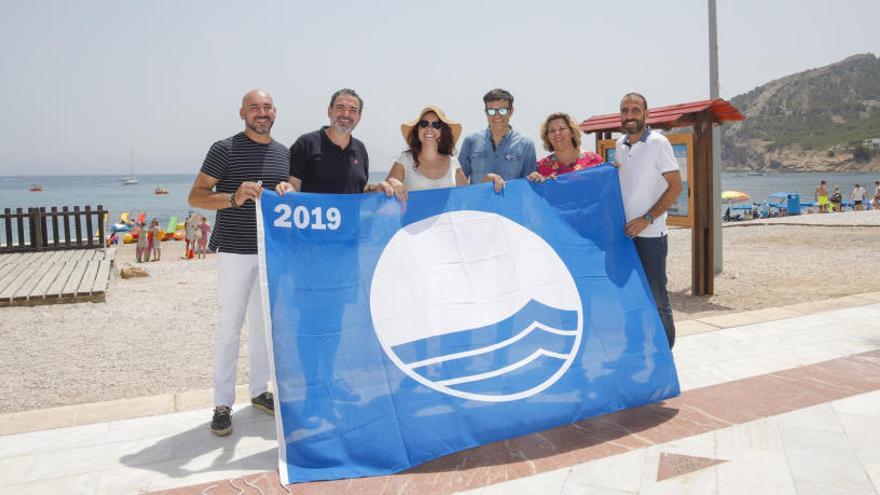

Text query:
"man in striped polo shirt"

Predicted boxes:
[[188, 89, 289, 436]]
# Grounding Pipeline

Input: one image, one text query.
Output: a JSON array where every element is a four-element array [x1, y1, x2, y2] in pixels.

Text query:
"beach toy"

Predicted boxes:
[[165, 215, 178, 234], [173, 230, 184, 241], [176, 222, 185, 231], [111, 223, 131, 233], [121, 212, 129, 223], [136, 212, 146, 224], [123, 233, 133, 244]]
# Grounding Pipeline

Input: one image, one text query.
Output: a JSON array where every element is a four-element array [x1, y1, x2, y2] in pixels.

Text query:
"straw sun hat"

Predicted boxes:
[[400, 106, 462, 145]]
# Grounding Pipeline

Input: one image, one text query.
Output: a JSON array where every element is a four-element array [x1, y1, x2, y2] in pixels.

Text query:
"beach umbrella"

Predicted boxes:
[[721, 190, 750, 203]]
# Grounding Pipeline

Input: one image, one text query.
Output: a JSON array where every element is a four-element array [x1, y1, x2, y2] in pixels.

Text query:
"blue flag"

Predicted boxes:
[[257, 164, 679, 484]]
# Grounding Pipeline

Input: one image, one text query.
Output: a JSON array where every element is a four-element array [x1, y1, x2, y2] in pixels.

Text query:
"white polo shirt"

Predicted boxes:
[[616, 127, 679, 238]]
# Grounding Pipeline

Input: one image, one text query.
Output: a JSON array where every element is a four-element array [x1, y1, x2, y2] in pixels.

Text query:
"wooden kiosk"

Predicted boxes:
[[579, 99, 744, 296]]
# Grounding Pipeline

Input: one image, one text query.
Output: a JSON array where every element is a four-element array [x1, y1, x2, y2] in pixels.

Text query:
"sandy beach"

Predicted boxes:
[[1, 210, 879, 415]]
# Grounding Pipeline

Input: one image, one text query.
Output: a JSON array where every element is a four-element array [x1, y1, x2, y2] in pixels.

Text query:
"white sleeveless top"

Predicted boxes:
[[395, 150, 460, 191]]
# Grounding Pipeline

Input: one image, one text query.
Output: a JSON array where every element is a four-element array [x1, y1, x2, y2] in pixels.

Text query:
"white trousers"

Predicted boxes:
[[213, 252, 269, 407]]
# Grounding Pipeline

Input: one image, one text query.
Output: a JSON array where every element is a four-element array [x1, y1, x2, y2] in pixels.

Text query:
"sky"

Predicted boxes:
[[0, 0, 878, 176]]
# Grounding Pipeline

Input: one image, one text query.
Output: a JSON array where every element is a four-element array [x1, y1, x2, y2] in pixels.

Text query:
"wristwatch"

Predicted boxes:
[[642, 213, 655, 223]]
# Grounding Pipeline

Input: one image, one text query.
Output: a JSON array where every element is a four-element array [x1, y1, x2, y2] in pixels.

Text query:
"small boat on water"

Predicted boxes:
[[29, 184, 43, 192], [154, 187, 169, 195]]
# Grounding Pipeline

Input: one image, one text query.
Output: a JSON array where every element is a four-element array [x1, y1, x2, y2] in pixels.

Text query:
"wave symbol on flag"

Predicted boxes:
[[392, 299, 579, 396], [369, 210, 584, 402]]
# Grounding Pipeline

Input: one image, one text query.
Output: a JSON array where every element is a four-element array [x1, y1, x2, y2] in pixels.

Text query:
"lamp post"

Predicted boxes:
[[709, 0, 723, 273]]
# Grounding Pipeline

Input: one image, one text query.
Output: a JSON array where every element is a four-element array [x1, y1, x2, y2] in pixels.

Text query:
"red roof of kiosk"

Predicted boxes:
[[579, 98, 744, 133]]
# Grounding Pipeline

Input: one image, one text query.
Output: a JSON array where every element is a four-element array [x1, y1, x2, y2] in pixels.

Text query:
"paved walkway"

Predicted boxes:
[[2, 292, 879, 494]]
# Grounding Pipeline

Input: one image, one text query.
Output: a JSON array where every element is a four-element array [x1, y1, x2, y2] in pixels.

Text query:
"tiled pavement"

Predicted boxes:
[[2, 292, 879, 495]]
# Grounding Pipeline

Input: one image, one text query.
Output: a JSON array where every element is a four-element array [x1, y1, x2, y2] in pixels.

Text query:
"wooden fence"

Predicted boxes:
[[0, 205, 106, 254]]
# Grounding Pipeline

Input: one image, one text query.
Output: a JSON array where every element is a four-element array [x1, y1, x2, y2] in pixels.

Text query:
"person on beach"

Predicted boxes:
[[458, 88, 536, 192], [196, 217, 211, 259], [278, 88, 378, 196], [873, 181, 880, 209], [144, 220, 154, 262], [150, 218, 162, 261], [275, 89, 378, 423], [182, 212, 192, 258], [831, 186, 842, 213], [527, 112, 603, 182], [852, 183, 867, 211], [185, 213, 200, 259], [378, 105, 467, 200], [135, 222, 148, 263], [188, 89, 289, 436], [615, 92, 682, 349], [192, 216, 203, 256], [815, 180, 829, 213]]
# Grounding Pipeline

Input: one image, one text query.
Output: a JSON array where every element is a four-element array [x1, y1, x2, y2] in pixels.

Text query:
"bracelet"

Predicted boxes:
[[229, 193, 239, 208]]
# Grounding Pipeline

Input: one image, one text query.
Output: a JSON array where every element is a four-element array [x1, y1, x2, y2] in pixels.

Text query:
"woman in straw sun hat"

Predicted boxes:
[[379, 106, 468, 200]]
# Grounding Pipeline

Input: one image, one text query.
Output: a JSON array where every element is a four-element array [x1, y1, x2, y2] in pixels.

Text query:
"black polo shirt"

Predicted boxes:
[[289, 126, 369, 194]]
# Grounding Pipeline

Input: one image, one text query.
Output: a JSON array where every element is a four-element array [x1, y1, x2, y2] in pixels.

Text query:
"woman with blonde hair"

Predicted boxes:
[[379, 106, 469, 200], [528, 112, 603, 181]]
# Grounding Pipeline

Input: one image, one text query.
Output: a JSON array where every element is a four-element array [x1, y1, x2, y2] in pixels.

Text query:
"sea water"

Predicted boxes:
[[2, 171, 879, 244], [720, 171, 879, 204]]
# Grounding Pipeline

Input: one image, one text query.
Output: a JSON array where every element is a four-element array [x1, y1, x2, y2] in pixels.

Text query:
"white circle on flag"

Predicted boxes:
[[369, 210, 583, 402]]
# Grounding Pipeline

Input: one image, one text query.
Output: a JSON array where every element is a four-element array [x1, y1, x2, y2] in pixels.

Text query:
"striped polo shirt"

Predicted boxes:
[[201, 132, 290, 254]]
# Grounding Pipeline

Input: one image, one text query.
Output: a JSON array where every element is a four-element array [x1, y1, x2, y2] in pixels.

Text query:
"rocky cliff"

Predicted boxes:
[[721, 53, 880, 172]]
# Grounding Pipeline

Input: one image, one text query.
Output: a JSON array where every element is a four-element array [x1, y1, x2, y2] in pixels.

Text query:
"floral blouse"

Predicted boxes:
[[536, 150, 604, 177]]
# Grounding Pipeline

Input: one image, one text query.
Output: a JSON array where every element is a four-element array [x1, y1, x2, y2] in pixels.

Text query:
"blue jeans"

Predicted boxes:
[[634, 235, 676, 349]]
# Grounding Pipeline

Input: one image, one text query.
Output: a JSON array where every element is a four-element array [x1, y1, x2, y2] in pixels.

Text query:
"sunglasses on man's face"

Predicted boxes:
[[418, 120, 442, 129], [485, 108, 510, 117]]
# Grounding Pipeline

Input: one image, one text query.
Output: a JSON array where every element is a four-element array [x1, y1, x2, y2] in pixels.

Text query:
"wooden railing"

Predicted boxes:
[[1, 205, 106, 253]]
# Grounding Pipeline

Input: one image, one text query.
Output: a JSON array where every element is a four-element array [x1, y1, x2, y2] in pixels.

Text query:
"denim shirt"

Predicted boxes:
[[459, 127, 537, 184]]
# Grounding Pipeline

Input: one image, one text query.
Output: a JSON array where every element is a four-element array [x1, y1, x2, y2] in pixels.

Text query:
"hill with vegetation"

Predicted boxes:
[[721, 53, 880, 172]]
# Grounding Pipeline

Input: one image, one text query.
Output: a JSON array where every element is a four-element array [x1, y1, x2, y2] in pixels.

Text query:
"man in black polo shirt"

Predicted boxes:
[[188, 89, 288, 436], [278, 88, 372, 194], [276, 89, 382, 422]]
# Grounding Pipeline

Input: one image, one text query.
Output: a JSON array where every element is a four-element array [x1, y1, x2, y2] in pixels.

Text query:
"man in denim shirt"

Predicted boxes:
[[459, 88, 537, 186]]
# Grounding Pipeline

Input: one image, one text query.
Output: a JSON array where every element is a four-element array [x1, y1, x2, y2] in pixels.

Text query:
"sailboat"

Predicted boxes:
[[122, 146, 139, 185]]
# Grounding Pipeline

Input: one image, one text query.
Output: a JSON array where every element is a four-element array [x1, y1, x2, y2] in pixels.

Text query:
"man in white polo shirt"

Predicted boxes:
[[615, 92, 683, 349]]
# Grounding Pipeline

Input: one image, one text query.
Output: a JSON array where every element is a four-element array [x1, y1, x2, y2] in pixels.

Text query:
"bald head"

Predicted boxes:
[[239, 89, 276, 141], [242, 89, 273, 108]]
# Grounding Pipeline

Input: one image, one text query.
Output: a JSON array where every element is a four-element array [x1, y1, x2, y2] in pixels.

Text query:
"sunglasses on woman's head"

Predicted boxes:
[[418, 120, 442, 129]]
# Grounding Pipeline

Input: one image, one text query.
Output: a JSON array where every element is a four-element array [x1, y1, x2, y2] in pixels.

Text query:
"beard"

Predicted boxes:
[[331, 121, 354, 135], [622, 119, 644, 135], [247, 119, 273, 135]]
